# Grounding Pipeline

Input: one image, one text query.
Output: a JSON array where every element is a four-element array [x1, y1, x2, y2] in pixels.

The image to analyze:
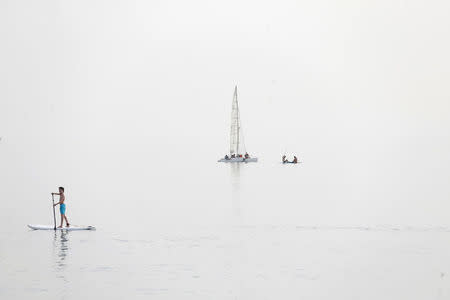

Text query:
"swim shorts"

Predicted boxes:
[[60, 203, 66, 215]]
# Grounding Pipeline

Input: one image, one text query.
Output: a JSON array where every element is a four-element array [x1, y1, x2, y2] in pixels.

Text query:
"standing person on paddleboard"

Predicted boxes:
[[52, 187, 70, 228]]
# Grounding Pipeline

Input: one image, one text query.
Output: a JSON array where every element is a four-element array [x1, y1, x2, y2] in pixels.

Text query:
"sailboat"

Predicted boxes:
[[218, 86, 258, 163]]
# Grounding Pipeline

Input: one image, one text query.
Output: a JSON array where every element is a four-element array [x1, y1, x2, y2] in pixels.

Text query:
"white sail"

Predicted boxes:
[[218, 86, 257, 163], [230, 86, 240, 155]]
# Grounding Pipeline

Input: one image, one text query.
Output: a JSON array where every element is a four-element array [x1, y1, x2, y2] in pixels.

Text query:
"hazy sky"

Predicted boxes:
[[2, 0, 450, 142], [1, 0, 450, 226]]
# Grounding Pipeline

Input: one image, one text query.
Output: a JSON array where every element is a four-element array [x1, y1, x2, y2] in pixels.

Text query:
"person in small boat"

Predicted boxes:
[[231, 154, 236, 158], [244, 152, 249, 159], [293, 156, 298, 164], [282, 155, 287, 163], [238, 154, 242, 158]]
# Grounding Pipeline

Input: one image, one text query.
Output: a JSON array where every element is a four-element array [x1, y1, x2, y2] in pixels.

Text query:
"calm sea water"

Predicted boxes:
[[1, 137, 450, 299]]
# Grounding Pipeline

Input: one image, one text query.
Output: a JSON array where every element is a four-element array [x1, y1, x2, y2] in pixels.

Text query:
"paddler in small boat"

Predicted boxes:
[[244, 152, 249, 159], [282, 155, 287, 163], [52, 187, 70, 228], [224, 154, 230, 160], [292, 156, 298, 164]]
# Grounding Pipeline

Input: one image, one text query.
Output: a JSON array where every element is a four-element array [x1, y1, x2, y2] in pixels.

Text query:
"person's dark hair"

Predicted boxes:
[[59, 186, 64, 192]]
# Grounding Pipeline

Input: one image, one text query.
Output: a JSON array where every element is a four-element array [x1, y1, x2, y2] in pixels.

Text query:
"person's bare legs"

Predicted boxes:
[[64, 215, 70, 227], [58, 214, 63, 228]]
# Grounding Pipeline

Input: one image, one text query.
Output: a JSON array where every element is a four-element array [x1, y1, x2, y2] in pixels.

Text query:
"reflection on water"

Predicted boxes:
[[230, 163, 241, 195], [230, 163, 241, 220], [230, 163, 240, 181], [53, 230, 70, 282], [229, 163, 246, 299]]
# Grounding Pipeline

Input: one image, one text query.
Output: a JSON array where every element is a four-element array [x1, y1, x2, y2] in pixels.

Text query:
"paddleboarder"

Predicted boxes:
[[52, 187, 70, 228]]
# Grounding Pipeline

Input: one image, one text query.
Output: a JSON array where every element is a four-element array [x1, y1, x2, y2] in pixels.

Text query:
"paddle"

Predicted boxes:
[[52, 194, 56, 230]]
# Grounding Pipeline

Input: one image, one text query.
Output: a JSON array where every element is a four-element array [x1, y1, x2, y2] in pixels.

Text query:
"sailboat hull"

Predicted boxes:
[[218, 157, 258, 163]]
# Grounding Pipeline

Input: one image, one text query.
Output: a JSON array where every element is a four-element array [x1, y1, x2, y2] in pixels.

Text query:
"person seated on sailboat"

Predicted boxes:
[[244, 152, 249, 159], [293, 156, 298, 164], [231, 154, 236, 158], [224, 155, 230, 160], [282, 155, 287, 163]]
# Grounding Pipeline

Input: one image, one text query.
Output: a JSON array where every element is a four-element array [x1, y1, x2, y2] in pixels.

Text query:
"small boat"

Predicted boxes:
[[282, 155, 299, 164], [218, 86, 257, 163]]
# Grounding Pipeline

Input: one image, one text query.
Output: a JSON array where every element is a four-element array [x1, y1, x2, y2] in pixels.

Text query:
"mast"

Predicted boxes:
[[236, 86, 240, 155]]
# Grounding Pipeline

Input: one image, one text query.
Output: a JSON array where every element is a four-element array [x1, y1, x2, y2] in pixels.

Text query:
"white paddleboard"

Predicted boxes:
[[28, 224, 95, 231]]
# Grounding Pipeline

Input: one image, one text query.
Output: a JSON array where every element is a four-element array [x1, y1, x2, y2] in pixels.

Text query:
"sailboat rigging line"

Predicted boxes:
[[235, 86, 240, 154], [237, 97, 247, 155]]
